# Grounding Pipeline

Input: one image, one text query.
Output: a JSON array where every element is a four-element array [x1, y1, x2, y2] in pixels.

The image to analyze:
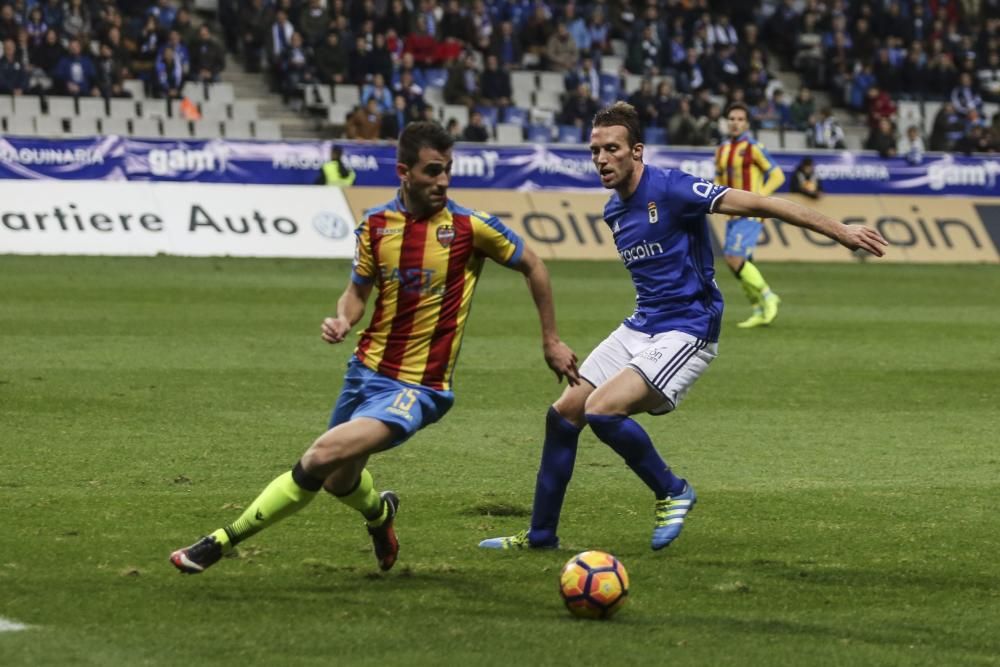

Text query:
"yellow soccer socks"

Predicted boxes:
[[219, 462, 322, 550], [332, 468, 387, 526], [738, 260, 771, 303]]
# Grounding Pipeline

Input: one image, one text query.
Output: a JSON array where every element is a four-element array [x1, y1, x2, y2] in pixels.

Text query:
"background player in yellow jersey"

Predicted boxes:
[[715, 102, 786, 328], [170, 122, 579, 574]]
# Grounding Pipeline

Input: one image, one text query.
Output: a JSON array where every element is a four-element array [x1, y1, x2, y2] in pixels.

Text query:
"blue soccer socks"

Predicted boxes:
[[527, 407, 582, 545], [586, 413, 685, 499]]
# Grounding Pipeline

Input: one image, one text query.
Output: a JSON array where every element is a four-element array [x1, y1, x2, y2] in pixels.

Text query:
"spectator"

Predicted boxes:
[[380, 0, 410, 36], [521, 5, 553, 66], [60, 0, 90, 43], [404, 15, 438, 68], [443, 52, 478, 108], [563, 1, 591, 54], [94, 41, 128, 98], [136, 15, 162, 72], [479, 53, 511, 107], [24, 7, 47, 50], [955, 124, 991, 154], [667, 97, 700, 146], [346, 36, 369, 87], [489, 20, 521, 69], [694, 103, 724, 146], [654, 78, 679, 121], [380, 94, 409, 140], [147, 0, 177, 34], [445, 116, 462, 140], [977, 51, 1000, 102], [41, 0, 62, 34], [587, 7, 611, 56], [267, 9, 294, 80], [865, 86, 897, 130], [811, 108, 847, 149], [565, 54, 600, 98], [790, 158, 822, 199], [900, 43, 928, 100], [368, 31, 394, 85], [53, 37, 96, 96], [154, 45, 184, 99], [929, 101, 966, 150], [627, 78, 657, 129], [315, 31, 347, 85], [789, 88, 815, 131], [279, 31, 313, 105], [299, 0, 329, 48], [546, 22, 578, 72], [951, 71, 983, 115], [164, 30, 190, 80], [172, 8, 198, 48], [461, 109, 490, 142], [346, 97, 383, 140], [756, 89, 790, 130], [190, 24, 226, 83], [866, 117, 898, 158], [626, 24, 659, 76], [558, 82, 598, 129], [30, 28, 63, 82], [898, 125, 926, 164], [439, 0, 475, 47], [361, 72, 394, 113], [239, 0, 267, 73], [0, 38, 27, 95]]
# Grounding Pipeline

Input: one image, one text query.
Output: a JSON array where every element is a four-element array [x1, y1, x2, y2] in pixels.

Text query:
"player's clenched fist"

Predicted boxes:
[[321, 316, 351, 343]]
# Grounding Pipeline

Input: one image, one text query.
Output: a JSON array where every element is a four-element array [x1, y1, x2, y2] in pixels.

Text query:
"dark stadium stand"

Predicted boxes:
[[0, 0, 998, 153]]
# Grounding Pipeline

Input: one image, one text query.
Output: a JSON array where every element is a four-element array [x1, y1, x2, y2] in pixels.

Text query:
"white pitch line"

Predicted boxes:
[[0, 617, 29, 632]]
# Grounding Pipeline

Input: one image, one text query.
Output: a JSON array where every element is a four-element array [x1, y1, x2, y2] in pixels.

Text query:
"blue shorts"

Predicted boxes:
[[328, 358, 454, 448], [724, 217, 763, 258]]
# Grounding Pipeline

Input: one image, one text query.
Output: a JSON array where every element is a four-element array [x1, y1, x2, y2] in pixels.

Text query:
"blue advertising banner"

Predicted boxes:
[[0, 135, 125, 180], [1, 135, 997, 196]]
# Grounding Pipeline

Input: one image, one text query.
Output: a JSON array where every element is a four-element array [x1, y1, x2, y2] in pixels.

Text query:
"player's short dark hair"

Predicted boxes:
[[725, 102, 752, 119], [397, 121, 454, 167], [592, 101, 643, 146]]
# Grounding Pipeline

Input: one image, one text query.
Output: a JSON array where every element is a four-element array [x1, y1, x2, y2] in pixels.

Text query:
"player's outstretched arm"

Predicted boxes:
[[716, 188, 888, 257], [512, 247, 580, 385], [321, 279, 374, 344]]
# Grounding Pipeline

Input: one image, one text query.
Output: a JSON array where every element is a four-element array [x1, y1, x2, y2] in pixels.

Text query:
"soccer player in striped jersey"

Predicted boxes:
[[480, 102, 886, 551], [170, 122, 579, 574], [715, 102, 787, 328]]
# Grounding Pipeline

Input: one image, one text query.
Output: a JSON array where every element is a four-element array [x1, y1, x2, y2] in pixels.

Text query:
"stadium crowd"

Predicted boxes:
[[1, 0, 999, 154]]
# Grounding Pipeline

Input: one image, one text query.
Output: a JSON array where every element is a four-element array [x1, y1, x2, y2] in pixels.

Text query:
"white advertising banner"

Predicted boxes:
[[0, 180, 357, 258]]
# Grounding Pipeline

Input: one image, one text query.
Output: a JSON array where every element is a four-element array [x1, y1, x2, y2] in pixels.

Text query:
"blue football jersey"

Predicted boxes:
[[604, 165, 729, 342]]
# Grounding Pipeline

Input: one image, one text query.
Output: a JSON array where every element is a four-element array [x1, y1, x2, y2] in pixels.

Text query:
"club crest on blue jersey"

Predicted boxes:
[[647, 201, 658, 224], [436, 225, 455, 248]]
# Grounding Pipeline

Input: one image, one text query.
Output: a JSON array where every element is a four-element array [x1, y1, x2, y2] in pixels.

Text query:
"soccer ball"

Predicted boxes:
[[559, 550, 629, 620]]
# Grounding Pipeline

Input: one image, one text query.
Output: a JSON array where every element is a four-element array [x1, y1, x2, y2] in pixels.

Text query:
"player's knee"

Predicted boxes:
[[301, 434, 354, 474]]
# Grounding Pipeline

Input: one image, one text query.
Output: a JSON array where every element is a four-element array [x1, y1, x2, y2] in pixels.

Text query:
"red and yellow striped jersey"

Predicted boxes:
[[714, 133, 786, 205], [350, 194, 524, 391]]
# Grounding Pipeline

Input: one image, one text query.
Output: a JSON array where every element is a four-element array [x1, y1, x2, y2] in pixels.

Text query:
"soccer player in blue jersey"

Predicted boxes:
[[480, 102, 887, 551]]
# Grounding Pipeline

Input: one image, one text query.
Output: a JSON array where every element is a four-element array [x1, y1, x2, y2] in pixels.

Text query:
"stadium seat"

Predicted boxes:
[[495, 122, 523, 144], [161, 119, 192, 138], [782, 131, 808, 150], [181, 81, 207, 103], [223, 119, 254, 139], [526, 124, 553, 142], [610, 39, 628, 58], [984, 102, 999, 123], [199, 102, 229, 121], [511, 87, 534, 109], [599, 55, 624, 74], [922, 101, 942, 136], [142, 99, 171, 119], [4, 116, 34, 135], [533, 89, 562, 111], [622, 73, 642, 94], [207, 83, 235, 103], [35, 116, 64, 136], [192, 120, 223, 138], [441, 104, 469, 127], [230, 100, 260, 121], [102, 116, 130, 135], [424, 68, 447, 88], [423, 86, 445, 107], [327, 103, 354, 124], [556, 124, 582, 143], [302, 83, 331, 108], [842, 126, 866, 151], [45, 96, 76, 117], [13, 95, 42, 116], [537, 71, 565, 93], [645, 126, 667, 145], [109, 98, 139, 118], [78, 97, 107, 117], [502, 106, 528, 125], [0, 95, 12, 116], [66, 117, 101, 137], [510, 71, 536, 93], [333, 84, 360, 107], [756, 128, 782, 149], [475, 106, 498, 127], [130, 118, 161, 137], [254, 120, 281, 139], [122, 79, 145, 99]]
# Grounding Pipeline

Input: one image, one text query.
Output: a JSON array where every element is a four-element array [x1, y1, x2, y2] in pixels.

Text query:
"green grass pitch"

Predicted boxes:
[[1, 255, 998, 666]]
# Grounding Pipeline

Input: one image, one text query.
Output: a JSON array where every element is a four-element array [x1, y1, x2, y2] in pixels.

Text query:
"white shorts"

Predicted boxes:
[[578, 325, 718, 415]]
